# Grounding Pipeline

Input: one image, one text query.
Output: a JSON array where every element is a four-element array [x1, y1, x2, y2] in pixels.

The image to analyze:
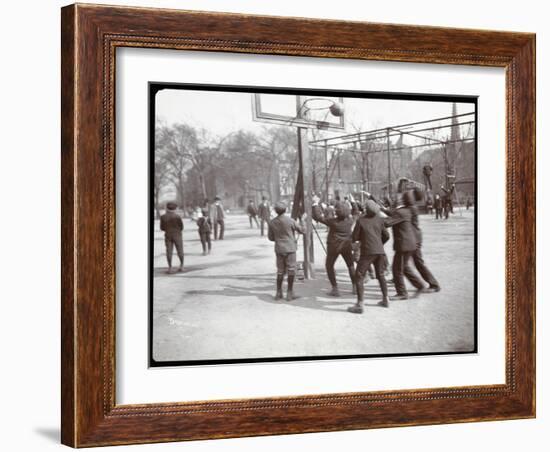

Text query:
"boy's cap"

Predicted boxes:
[[274, 201, 287, 213], [166, 202, 178, 210]]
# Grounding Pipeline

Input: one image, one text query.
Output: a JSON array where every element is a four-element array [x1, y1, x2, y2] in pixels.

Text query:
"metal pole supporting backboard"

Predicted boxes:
[[296, 96, 315, 279], [386, 128, 392, 197]]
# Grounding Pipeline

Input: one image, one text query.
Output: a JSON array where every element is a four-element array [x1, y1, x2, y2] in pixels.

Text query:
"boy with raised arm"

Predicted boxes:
[[311, 194, 355, 297]]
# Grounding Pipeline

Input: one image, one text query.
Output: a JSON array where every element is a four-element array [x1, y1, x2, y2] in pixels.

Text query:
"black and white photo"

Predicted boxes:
[[149, 84, 477, 366]]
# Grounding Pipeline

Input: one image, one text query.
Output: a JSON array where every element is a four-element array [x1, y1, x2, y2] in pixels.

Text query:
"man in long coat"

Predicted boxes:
[[160, 202, 184, 273]]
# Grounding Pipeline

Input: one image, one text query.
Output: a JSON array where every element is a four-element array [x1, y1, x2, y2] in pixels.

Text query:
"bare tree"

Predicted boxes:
[[153, 152, 170, 218], [156, 122, 226, 206], [255, 126, 297, 201]]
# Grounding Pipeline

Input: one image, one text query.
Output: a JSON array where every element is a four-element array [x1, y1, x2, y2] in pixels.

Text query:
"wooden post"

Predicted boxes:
[[297, 126, 315, 279]]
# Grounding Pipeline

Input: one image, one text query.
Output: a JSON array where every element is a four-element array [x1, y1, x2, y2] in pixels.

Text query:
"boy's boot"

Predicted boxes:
[[275, 275, 284, 300], [286, 274, 297, 301]]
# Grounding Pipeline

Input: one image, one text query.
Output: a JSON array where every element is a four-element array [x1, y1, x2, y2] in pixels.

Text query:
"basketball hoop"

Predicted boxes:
[[252, 93, 345, 131], [300, 97, 345, 117]]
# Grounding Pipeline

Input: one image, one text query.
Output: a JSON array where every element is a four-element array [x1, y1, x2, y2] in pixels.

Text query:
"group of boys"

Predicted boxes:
[[431, 184, 456, 220], [266, 189, 441, 314], [247, 197, 272, 236], [160, 189, 441, 314], [160, 197, 229, 273]]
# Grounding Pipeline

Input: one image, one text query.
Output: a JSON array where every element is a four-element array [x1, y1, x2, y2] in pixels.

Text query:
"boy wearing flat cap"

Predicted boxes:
[[160, 202, 184, 273], [268, 202, 304, 301]]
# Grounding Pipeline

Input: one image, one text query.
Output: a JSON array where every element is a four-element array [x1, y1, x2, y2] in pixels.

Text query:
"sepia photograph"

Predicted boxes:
[[149, 84, 477, 366]]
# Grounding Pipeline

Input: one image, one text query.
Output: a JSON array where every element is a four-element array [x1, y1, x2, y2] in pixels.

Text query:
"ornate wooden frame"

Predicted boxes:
[[61, 3, 535, 447]]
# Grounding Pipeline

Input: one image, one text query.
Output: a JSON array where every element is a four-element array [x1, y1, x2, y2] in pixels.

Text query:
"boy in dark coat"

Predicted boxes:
[[197, 209, 212, 255], [409, 189, 440, 292], [268, 202, 304, 301], [312, 195, 355, 297], [348, 200, 390, 313], [160, 202, 184, 273], [384, 191, 425, 299]]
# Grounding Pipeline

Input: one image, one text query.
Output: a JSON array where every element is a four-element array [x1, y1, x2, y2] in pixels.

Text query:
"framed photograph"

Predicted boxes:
[[61, 3, 535, 447]]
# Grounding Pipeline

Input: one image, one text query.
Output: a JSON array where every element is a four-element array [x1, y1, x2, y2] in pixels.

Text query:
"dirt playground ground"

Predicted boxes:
[[152, 209, 476, 363]]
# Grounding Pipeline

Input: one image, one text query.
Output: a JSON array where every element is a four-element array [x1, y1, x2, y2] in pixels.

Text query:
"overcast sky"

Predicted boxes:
[[156, 88, 475, 146]]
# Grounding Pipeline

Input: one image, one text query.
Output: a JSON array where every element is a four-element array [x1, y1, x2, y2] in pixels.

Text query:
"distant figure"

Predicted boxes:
[[466, 197, 472, 210], [434, 193, 443, 219], [211, 196, 225, 240], [348, 200, 390, 313], [267, 202, 304, 301], [422, 164, 433, 190], [441, 184, 456, 219], [160, 202, 184, 273], [197, 208, 212, 255], [425, 193, 434, 215], [247, 200, 260, 228], [258, 196, 271, 237]]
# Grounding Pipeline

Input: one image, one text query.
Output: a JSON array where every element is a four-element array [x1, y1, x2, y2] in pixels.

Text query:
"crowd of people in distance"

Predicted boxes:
[[158, 184, 467, 314], [160, 197, 226, 273], [425, 183, 474, 219]]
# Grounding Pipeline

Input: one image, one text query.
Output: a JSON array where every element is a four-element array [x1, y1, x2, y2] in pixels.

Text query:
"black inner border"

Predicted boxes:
[[147, 82, 478, 367]]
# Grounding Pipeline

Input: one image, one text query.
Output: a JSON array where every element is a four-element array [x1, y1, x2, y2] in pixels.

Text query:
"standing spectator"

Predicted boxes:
[[466, 197, 472, 210], [197, 209, 212, 255], [434, 193, 443, 219], [247, 200, 260, 228], [160, 202, 184, 273], [268, 202, 304, 301], [258, 196, 271, 237], [441, 184, 456, 218], [425, 193, 434, 215], [211, 196, 225, 240]]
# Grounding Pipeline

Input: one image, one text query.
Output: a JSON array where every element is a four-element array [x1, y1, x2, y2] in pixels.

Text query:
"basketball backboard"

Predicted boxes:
[[251, 93, 345, 131]]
